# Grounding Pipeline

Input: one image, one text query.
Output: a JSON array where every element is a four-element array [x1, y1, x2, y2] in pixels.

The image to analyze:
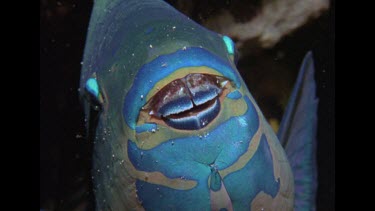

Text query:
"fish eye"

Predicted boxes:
[[223, 35, 235, 55], [137, 74, 232, 130], [222, 35, 239, 64], [86, 78, 99, 98], [84, 77, 104, 110]]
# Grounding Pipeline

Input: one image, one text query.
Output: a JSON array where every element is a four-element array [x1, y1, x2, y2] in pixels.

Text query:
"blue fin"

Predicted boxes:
[[277, 52, 318, 211]]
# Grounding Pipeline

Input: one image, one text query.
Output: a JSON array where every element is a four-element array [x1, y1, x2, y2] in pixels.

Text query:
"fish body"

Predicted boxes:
[[80, 0, 316, 210]]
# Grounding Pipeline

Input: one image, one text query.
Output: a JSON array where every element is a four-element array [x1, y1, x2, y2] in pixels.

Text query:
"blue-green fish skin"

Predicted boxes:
[[78, 0, 305, 210]]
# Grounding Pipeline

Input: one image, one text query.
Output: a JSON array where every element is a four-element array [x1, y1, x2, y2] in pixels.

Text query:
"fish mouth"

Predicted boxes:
[[139, 73, 230, 130]]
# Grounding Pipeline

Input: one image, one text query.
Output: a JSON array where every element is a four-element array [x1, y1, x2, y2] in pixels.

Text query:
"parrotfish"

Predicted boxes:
[[79, 0, 318, 210]]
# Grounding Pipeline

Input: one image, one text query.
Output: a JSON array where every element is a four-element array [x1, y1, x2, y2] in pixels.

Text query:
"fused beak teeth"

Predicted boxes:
[[139, 74, 231, 130], [162, 97, 221, 130]]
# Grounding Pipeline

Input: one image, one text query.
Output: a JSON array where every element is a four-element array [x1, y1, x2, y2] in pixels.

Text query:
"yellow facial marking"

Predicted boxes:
[[135, 171, 197, 190], [217, 94, 264, 178], [122, 134, 197, 191], [134, 93, 248, 150], [219, 121, 262, 178]]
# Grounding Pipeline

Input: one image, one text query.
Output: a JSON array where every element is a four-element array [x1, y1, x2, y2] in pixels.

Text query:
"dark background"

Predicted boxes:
[[40, 0, 334, 210]]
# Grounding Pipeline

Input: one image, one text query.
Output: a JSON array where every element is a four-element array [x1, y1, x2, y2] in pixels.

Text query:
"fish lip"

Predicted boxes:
[[123, 47, 242, 130], [139, 73, 230, 130]]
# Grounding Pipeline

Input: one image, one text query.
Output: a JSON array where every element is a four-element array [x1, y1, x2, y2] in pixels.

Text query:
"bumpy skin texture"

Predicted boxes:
[[80, 0, 294, 210]]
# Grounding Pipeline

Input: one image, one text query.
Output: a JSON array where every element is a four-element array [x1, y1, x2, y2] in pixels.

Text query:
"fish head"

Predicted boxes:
[[79, 5, 294, 210]]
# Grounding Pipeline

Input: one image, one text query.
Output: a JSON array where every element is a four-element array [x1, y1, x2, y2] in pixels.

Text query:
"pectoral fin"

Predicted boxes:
[[277, 52, 318, 211]]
